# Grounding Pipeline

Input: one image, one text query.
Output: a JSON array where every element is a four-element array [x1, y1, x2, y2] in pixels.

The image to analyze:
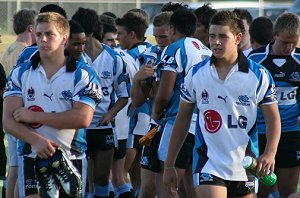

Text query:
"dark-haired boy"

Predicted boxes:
[[164, 10, 280, 198]]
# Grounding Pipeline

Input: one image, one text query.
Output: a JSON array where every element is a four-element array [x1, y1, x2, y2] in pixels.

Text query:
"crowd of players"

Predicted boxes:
[[0, 1, 299, 198]]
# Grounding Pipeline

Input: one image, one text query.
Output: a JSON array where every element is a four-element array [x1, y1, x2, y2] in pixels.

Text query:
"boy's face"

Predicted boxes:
[[66, 32, 86, 60], [35, 22, 67, 57], [153, 24, 170, 49], [116, 25, 131, 50], [103, 32, 117, 49], [273, 32, 299, 56], [209, 25, 242, 59]]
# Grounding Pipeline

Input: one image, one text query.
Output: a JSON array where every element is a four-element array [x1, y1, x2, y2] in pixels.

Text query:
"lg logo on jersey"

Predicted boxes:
[[159, 55, 174, 67], [204, 110, 248, 133]]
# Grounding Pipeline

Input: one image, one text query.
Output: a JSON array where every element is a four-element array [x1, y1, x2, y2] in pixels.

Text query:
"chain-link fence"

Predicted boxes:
[[0, 0, 175, 33]]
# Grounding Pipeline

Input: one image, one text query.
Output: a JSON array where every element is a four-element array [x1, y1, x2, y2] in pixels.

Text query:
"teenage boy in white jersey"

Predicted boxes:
[[163, 10, 281, 198], [150, 7, 211, 198], [115, 11, 150, 197], [72, 7, 129, 198], [3, 12, 102, 198]]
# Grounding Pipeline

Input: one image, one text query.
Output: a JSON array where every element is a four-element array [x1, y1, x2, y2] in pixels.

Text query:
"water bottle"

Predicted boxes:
[[242, 156, 277, 186]]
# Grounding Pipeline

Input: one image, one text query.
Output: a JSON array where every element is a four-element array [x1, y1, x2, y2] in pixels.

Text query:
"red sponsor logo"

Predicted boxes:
[[204, 110, 222, 133], [192, 41, 200, 50], [28, 105, 44, 129]]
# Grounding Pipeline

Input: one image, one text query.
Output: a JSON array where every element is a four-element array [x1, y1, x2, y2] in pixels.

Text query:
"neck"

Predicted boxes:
[[85, 36, 103, 61], [15, 32, 33, 46], [214, 51, 239, 80], [128, 39, 144, 49], [240, 42, 251, 51]]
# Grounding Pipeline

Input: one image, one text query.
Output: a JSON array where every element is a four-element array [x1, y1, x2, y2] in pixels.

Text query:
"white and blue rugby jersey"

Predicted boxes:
[[87, 45, 129, 129], [157, 37, 212, 123], [14, 45, 38, 67], [4, 53, 102, 159], [249, 43, 300, 134], [181, 52, 277, 181]]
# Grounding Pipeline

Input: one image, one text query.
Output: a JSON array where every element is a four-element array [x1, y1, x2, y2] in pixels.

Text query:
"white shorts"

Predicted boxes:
[[8, 134, 18, 166], [130, 112, 150, 136], [115, 103, 130, 140]]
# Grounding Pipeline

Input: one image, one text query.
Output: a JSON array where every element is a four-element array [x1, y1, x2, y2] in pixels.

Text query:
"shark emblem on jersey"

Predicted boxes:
[[289, 72, 300, 82], [296, 151, 300, 161], [199, 173, 213, 182], [236, 95, 250, 106], [27, 87, 35, 101], [101, 71, 112, 79], [201, 89, 209, 104], [5, 81, 13, 92], [60, 90, 73, 101]]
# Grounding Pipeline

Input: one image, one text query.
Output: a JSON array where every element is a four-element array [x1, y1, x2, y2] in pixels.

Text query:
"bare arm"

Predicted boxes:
[[3, 96, 60, 158], [163, 100, 195, 194], [131, 64, 154, 107], [13, 101, 95, 129], [257, 103, 281, 177], [99, 97, 128, 126], [152, 70, 177, 121]]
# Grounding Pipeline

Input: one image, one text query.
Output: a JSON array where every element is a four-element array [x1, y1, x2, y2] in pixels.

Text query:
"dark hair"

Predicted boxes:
[[103, 23, 117, 35], [232, 9, 253, 26], [72, 7, 103, 40], [68, 20, 85, 39], [194, 3, 217, 29], [102, 11, 117, 19], [99, 14, 116, 26], [161, 2, 188, 12], [210, 10, 245, 36], [169, 7, 197, 36], [40, 4, 67, 19], [115, 12, 147, 40], [13, 9, 38, 35], [127, 8, 150, 28], [249, 17, 273, 45]]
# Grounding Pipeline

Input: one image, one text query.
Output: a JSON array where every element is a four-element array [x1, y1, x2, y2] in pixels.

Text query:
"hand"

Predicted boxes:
[[31, 134, 60, 159], [133, 64, 155, 82], [13, 107, 35, 123], [163, 167, 179, 197], [97, 112, 113, 127], [256, 151, 276, 178]]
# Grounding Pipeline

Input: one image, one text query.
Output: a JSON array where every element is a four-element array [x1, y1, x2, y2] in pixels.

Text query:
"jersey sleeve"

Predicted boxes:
[[180, 67, 196, 103], [114, 55, 130, 98], [257, 67, 277, 105], [157, 45, 180, 73], [73, 66, 103, 109], [4, 66, 23, 98]]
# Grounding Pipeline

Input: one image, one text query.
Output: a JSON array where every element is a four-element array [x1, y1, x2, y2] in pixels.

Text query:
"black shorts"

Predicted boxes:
[[175, 133, 195, 169], [195, 173, 257, 197], [259, 132, 300, 168], [127, 134, 143, 150], [114, 139, 127, 159], [141, 133, 195, 172], [86, 128, 115, 155], [140, 132, 162, 173], [0, 130, 7, 179]]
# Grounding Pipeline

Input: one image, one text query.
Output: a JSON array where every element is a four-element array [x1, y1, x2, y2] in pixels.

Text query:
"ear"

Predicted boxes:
[[129, 31, 135, 39], [27, 25, 34, 32], [235, 32, 243, 45], [62, 34, 69, 46]]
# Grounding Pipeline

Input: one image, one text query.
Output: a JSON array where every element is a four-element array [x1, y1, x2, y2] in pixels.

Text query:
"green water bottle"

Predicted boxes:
[[242, 156, 277, 186]]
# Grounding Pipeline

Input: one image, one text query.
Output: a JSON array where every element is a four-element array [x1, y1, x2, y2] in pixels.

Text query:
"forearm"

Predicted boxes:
[[262, 103, 281, 155], [107, 97, 128, 117], [130, 79, 150, 107], [152, 97, 169, 121], [4, 117, 41, 144], [33, 104, 94, 129]]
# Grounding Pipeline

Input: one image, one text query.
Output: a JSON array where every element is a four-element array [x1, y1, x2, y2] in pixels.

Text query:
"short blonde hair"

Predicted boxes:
[[274, 12, 300, 36], [35, 12, 69, 36]]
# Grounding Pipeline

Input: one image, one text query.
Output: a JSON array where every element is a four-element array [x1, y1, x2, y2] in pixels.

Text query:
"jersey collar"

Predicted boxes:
[[210, 50, 249, 73], [30, 52, 77, 72]]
